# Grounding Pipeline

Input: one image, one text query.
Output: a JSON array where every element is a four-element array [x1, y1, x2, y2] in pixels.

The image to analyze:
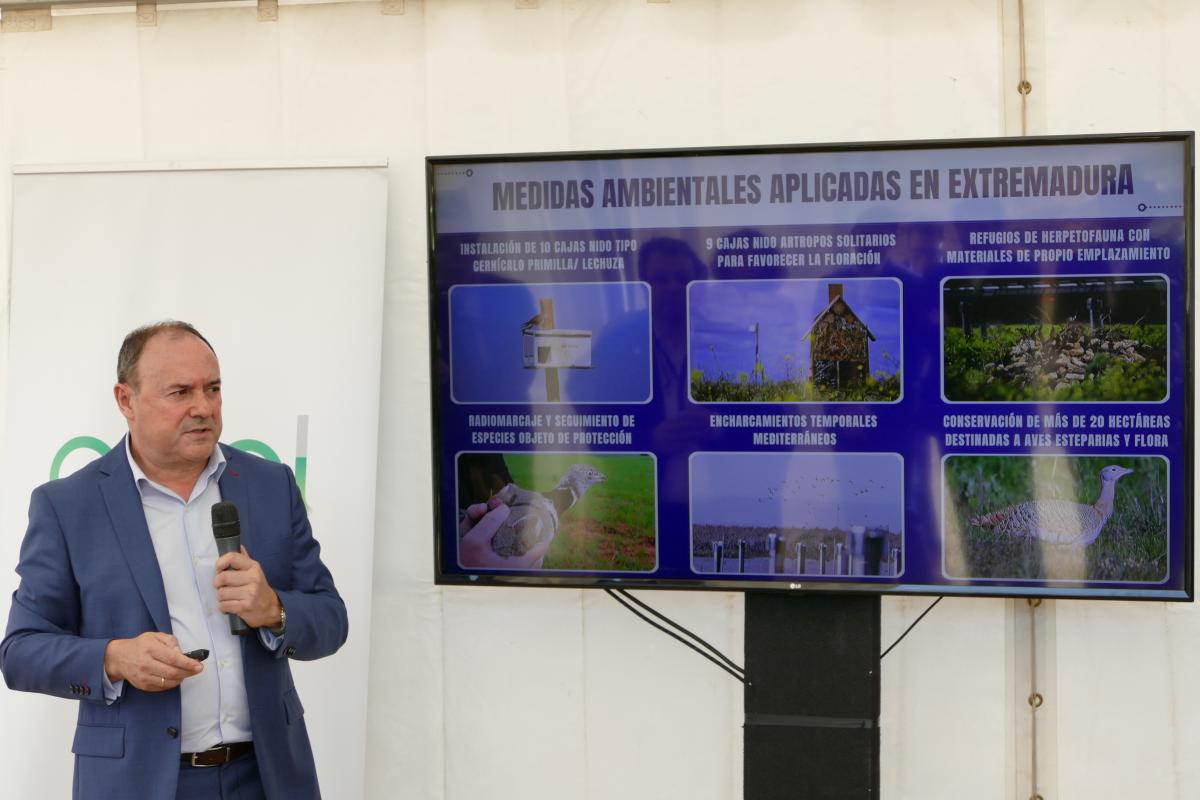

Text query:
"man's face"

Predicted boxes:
[[115, 332, 223, 478]]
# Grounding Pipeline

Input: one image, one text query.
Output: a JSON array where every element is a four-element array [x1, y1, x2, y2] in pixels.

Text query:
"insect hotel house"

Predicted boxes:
[[805, 283, 876, 389]]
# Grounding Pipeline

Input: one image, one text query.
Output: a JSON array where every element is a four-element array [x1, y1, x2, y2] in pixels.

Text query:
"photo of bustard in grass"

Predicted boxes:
[[945, 456, 1166, 583], [968, 465, 1134, 547]]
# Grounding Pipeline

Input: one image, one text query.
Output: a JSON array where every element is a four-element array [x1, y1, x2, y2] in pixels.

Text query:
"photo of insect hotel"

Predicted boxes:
[[457, 452, 657, 572], [690, 452, 904, 578], [943, 455, 1168, 583], [942, 274, 1168, 402], [689, 279, 902, 402]]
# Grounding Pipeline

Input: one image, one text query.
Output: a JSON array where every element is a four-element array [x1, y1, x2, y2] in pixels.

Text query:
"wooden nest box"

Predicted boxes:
[[522, 328, 593, 369], [804, 283, 876, 389]]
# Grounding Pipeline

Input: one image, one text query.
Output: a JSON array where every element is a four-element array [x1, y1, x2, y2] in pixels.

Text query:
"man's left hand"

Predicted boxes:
[[214, 546, 283, 631]]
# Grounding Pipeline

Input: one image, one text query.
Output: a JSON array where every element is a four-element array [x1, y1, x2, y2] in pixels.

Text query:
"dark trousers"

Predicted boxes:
[[176, 752, 266, 800]]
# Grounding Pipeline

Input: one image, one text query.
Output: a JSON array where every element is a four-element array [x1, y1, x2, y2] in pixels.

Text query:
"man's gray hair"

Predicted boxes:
[[117, 321, 215, 387]]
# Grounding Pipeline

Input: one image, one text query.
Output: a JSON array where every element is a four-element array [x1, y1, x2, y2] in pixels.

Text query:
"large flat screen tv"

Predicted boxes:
[[428, 133, 1193, 600]]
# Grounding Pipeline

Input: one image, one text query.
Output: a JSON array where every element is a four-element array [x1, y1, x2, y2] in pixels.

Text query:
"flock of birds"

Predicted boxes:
[[752, 474, 894, 530], [759, 475, 887, 500]]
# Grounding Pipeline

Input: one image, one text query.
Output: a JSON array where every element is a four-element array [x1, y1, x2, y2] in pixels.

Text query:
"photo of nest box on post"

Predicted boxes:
[[521, 297, 593, 402]]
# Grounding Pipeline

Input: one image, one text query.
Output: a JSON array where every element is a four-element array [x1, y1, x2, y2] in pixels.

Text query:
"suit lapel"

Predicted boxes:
[[217, 446, 255, 555], [98, 440, 172, 634], [217, 447, 256, 661]]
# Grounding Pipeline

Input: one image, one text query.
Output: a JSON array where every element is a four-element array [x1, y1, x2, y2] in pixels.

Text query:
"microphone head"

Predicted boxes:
[[211, 501, 241, 538]]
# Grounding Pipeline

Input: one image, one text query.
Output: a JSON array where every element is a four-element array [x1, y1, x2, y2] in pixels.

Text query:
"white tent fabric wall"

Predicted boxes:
[[1038, 4, 1200, 798], [0, 1, 1194, 799]]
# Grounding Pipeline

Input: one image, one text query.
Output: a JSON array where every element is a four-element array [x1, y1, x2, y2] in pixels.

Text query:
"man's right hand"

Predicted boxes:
[[103, 632, 203, 692]]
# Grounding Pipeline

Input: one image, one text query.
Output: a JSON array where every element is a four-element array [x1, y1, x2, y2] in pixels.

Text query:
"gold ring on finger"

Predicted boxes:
[[160, 675, 165, 688]]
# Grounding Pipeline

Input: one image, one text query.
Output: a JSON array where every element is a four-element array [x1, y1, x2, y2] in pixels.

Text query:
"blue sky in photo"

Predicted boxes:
[[691, 452, 904, 532], [451, 282, 652, 403], [689, 279, 902, 382]]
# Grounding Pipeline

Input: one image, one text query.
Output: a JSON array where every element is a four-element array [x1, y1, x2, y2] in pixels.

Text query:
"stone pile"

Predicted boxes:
[[984, 323, 1149, 391]]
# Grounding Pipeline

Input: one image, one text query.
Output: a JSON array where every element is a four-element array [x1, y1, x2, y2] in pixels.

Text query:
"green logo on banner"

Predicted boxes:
[[50, 436, 111, 480]]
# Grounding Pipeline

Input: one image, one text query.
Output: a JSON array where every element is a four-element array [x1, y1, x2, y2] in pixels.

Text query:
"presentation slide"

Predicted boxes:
[[429, 134, 1192, 600]]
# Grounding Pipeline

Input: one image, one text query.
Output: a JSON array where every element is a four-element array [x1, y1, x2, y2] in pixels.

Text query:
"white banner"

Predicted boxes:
[[0, 163, 386, 799]]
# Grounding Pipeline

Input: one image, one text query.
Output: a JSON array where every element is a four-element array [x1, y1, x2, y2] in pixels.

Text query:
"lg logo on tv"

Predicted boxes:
[[50, 415, 311, 498]]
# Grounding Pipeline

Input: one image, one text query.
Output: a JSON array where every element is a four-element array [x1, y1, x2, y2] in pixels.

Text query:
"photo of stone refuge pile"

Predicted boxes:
[[986, 321, 1153, 392], [942, 274, 1168, 402]]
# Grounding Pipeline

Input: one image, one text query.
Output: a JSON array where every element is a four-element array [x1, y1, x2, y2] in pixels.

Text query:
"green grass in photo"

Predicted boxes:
[[943, 323, 1167, 402], [943, 455, 1167, 582], [504, 453, 656, 571], [690, 370, 901, 403]]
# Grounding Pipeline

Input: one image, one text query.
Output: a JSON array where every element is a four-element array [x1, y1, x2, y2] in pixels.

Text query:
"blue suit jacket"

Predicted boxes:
[[1, 440, 348, 799]]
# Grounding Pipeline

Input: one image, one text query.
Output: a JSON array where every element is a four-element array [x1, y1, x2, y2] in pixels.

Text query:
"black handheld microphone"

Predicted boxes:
[[211, 502, 250, 636]]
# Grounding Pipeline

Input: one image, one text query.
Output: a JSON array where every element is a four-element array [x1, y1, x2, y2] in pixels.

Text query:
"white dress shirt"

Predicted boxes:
[[104, 439, 258, 752]]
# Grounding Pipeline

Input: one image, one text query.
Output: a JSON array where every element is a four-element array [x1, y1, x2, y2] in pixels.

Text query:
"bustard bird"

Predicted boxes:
[[482, 464, 607, 558], [968, 465, 1134, 547]]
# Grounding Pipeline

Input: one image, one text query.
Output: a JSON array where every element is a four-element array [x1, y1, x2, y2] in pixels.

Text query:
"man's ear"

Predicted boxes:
[[114, 383, 136, 422]]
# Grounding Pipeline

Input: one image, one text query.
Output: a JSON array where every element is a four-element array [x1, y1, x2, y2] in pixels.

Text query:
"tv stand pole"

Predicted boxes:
[[743, 592, 881, 799]]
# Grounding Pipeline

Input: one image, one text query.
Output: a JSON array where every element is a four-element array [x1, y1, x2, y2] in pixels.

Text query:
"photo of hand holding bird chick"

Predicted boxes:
[[457, 453, 656, 572]]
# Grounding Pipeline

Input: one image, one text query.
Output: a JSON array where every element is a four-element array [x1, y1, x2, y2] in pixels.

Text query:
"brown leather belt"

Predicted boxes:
[[181, 741, 254, 768]]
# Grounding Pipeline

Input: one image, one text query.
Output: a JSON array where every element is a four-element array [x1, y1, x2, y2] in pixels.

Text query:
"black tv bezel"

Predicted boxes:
[[427, 131, 1194, 602]]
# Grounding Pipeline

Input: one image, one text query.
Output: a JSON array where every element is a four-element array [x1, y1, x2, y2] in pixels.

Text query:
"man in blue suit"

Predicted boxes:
[[1, 321, 348, 799]]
